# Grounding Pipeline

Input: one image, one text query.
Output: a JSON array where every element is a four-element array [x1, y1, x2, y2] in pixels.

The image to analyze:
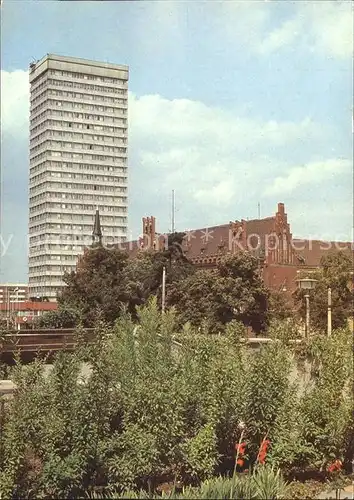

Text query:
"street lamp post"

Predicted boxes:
[[327, 287, 332, 337], [14, 287, 19, 331], [161, 266, 166, 313], [305, 293, 310, 336], [6, 290, 10, 330], [296, 277, 318, 337], [6, 287, 18, 331]]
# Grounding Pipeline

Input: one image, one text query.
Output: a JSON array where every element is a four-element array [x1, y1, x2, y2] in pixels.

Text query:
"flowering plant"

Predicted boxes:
[[235, 442, 247, 467], [257, 436, 271, 465], [327, 459, 342, 473]]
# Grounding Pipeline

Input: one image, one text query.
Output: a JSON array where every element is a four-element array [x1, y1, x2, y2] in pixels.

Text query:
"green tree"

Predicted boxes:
[[35, 306, 81, 329], [58, 246, 129, 325], [294, 251, 353, 331], [57, 237, 195, 327], [123, 236, 195, 318], [167, 253, 269, 333], [267, 290, 293, 323]]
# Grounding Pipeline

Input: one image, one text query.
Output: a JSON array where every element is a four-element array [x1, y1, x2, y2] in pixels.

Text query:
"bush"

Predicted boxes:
[[286, 480, 326, 500], [269, 328, 353, 472], [35, 307, 81, 329], [0, 303, 352, 498], [85, 466, 289, 499]]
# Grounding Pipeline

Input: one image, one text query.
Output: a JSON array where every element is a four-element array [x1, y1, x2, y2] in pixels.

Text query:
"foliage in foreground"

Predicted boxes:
[[85, 466, 289, 499], [0, 301, 352, 498]]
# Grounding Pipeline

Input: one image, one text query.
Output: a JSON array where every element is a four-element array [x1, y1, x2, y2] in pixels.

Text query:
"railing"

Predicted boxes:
[[0, 330, 304, 394], [1, 328, 303, 355], [0, 329, 95, 354]]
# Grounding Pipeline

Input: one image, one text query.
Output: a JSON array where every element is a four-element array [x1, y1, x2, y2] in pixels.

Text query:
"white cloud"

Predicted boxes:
[[130, 93, 320, 154], [0, 70, 351, 243], [289, 198, 353, 242], [264, 159, 352, 196], [131, 0, 184, 58], [128, 92, 328, 215], [219, 0, 353, 59], [128, 92, 351, 237], [0, 70, 30, 133], [258, 18, 301, 55], [194, 180, 235, 207], [216, 1, 270, 51], [303, 1, 353, 59], [129, 92, 353, 238]]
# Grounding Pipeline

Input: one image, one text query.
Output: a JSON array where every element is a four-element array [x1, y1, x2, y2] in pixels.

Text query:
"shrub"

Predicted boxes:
[[269, 328, 353, 472], [243, 342, 291, 457], [85, 466, 289, 499], [0, 304, 352, 498]]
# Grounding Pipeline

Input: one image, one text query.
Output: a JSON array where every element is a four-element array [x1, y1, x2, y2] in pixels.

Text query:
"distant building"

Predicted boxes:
[[0, 300, 57, 330], [0, 284, 29, 304], [120, 202, 353, 295], [28, 54, 129, 301]]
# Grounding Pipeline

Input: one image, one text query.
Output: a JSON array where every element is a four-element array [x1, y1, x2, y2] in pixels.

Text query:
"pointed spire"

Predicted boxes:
[[92, 208, 102, 245]]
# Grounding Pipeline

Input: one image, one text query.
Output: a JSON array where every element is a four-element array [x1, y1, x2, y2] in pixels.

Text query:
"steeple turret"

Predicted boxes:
[[92, 207, 102, 245]]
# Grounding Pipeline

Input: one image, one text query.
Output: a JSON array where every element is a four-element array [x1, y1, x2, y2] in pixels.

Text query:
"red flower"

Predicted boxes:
[[258, 438, 270, 464], [237, 458, 244, 467], [235, 442, 247, 456], [262, 439, 270, 449], [327, 459, 342, 473]]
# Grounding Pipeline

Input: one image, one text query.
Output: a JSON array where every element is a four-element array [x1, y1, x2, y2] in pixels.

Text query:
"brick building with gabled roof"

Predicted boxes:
[[119, 202, 353, 294]]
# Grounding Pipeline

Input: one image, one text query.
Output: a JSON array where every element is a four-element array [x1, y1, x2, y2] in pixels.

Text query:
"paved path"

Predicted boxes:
[[317, 484, 353, 499], [0, 380, 15, 395], [0, 363, 92, 396]]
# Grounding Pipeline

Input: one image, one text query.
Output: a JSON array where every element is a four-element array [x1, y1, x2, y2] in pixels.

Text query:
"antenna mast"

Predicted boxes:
[[171, 189, 175, 233], [258, 202, 261, 219]]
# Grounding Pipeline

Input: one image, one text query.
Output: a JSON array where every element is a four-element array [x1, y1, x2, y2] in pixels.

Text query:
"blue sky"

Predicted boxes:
[[0, 0, 353, 282]]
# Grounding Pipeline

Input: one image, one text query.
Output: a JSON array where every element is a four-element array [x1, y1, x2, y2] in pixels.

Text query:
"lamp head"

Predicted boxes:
[[296, 277, 318, 290]]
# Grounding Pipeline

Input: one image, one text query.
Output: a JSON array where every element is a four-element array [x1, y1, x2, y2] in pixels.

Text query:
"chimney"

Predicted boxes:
[[277, 202, 285, 215]]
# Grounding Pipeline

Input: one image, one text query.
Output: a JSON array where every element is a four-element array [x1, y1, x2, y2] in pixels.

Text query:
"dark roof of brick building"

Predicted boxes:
[[292, 239, 353, 266], [118, 203, 353, 268]]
